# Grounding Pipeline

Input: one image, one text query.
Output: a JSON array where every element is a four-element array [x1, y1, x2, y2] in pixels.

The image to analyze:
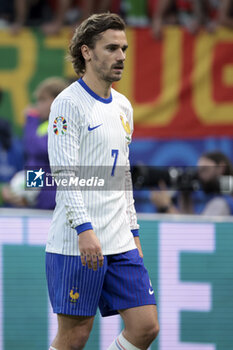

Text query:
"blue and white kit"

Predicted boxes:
[[46, 78, 156, 315]]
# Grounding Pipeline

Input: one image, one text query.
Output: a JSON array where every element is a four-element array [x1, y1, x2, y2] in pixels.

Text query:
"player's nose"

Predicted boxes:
[[117, 48, 126, 61]]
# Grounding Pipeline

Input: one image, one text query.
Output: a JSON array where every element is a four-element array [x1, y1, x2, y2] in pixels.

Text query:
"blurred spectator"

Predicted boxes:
[[176, 0, 204, 33], [151, 151, 233, 216], [6, 0, 120, 36], [217, 0, 233, 29], [0, 86, 24, 206], [24, 77, 68, 167], [151, 0, 233, 38], [151, 0, 207, 38], [1, 0, 72, 35], [150, 0, 177, 38], [0, 118, 24, 206], [62, 0, 121, 34], [2, 77, 68, 209], [78, 0, 121, 21], [0, 0, 13, 28], [0, 119, 23, 183], [122, 0, 149, 27], [197, 0, 233, 33], [42, 0, 75, 36], [10, 0, 49, 34], [202, 0, 219, 32], [188, 0, 219, 33]]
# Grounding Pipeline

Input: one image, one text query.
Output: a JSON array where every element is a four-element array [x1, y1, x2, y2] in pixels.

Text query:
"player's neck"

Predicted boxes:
[[82, 74, 112, 99]]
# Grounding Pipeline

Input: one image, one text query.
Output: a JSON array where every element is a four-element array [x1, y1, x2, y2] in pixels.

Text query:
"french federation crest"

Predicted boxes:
[[120, 115, 131, 144], [120, 115, 131, 135], [69, 287, 80, 303]]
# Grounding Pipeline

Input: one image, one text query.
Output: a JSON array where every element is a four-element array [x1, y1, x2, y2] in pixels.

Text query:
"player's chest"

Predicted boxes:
[[80, 104, 131, 147]]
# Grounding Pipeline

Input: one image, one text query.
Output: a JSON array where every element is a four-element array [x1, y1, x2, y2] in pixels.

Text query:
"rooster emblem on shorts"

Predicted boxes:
[[70, 287, 80, 303]]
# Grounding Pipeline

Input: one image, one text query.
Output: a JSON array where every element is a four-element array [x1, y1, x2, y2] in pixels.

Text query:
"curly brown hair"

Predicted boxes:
[[69, 13, 125, 77]]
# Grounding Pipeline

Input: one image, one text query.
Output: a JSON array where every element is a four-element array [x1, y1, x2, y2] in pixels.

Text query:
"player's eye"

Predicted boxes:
[[107, 46, 117, 51]]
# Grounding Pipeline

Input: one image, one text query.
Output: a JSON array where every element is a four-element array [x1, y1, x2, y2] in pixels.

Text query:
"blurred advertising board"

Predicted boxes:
[[0, 209, 232, 349]]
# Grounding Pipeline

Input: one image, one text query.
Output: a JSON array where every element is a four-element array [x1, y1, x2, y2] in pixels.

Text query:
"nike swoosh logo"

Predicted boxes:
[[88, 124, 102, 131], [149, 288, 154, 295]]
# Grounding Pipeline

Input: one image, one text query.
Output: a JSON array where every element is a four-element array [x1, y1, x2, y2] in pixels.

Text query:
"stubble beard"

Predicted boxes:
[[92, 52, 123, 83], [106, 74, 122, 83], [97, 65, 122, 83]]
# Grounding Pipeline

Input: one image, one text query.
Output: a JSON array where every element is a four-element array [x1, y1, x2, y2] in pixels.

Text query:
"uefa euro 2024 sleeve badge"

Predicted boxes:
[[53, 116, 67, 135]]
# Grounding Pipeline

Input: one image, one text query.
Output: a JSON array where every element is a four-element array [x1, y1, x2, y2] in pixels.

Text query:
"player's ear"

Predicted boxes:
[[81, 45, 91, 62]]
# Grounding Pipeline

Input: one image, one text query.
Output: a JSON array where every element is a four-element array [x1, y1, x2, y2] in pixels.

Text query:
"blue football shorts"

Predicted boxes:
[[46, 248, 156, 317]]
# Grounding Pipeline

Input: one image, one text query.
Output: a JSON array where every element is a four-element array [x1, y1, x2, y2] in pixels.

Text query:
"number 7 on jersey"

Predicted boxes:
[[111, 149, 119, 176]]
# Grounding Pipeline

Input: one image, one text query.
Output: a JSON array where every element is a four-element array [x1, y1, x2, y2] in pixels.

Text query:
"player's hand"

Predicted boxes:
[[134, 236, 143, 258], [78, 229, 104, 271]]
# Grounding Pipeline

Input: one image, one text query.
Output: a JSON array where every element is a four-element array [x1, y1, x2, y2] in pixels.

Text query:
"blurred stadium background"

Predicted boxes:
[[0, 0, 233, 349]]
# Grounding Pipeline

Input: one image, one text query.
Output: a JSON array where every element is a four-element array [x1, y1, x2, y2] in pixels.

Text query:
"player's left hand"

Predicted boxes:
[[134, 236, 143, 258], [78, 229, 104, 271]]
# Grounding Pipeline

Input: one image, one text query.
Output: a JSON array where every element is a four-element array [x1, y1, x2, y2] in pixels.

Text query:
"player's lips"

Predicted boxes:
[[112, 65, 124, 71]]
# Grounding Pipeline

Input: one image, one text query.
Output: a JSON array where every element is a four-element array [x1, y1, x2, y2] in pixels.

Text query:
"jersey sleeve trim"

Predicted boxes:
[[75, 222, 93, 235], [131, 229, 139, 237]]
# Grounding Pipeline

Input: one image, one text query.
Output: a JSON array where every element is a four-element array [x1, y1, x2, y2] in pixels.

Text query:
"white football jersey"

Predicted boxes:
[[46, 79, 139, 256]]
